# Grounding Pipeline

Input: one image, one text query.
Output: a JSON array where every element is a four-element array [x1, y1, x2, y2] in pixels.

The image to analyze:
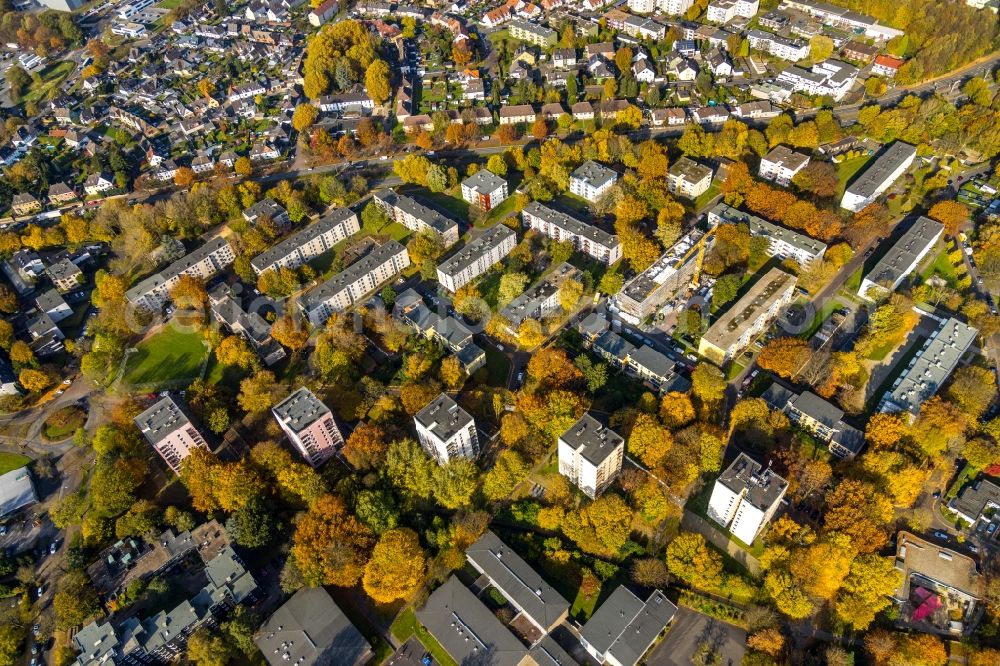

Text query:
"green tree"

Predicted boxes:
[[433, 458, 479, 509]]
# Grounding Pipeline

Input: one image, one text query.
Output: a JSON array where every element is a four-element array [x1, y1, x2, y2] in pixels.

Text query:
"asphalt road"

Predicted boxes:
[[647, 608, 746, 666]]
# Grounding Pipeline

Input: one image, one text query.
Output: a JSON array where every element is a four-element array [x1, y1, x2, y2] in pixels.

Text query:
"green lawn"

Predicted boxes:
[[390, 608, 458, 666], [919, 248, 962, 287], [799, 299, 845, 340], [0, 453, 30, 476], [157, 0, 183, 7], [693, 183, 721, 212], [836, 155, 873, 197], [23, 61, 76, 105], [725, 360, 746, 380], [42, 406, 86, 441], [123, 327, 209, 388], [482, 197, 518, 226], [844, 266, 864, 294]]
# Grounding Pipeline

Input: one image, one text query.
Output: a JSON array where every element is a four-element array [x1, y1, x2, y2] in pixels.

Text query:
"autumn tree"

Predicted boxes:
[[627, 412, 673, 468], [666, 531, 723, 589], [482, 450, 530, 501], [561, 493, 633, 558], [927, 200, 970, 237], [433, 458, 479, 510], [792, 161, 838, 198], [364, 59, 391, 105], [291, 494, 374, 587], [834, 554, 901, 630], [342, 422, 388, 470], [174, 166, 196, 188], [691, 363, 726, 413], [170, 274, 207, 310], [234, 157, 252, 177], [271, 313, 309, 350], [291, 103, 319, 132], [757, 337, 809, 379], [527, 347, 582, 389], [237, 370, 279, 413], [18, 368, 50, 392], [214, 336, 258, 371], [823, 479, 893, 553], [362, 528, 425, 603]]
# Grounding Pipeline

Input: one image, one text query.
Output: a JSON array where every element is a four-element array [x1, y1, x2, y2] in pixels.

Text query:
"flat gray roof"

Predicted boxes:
[[669, 157, 712, 184], [522, 201, 619, 251], [571, 160, 617, 190], [126, 237, 231, 303], [717, 452, 787, 512], [437, 225, 515, 279], [863, 216, 943, 292], [414, 393, 474, 443], [272, 387, 331, 432], [580, 587, 676, 666], [501, 262, 580, 327], [559, 413, 623, 467], [702, 267, 796, 352], [255, 587, 372, 666], [846, 141, 916, 200], [462, 169, 507, 195], [134, 395, 194, 446], [376, 190, 458, 238], [466, 530, 569, 630], [251, 207, 357, 273], [301, 240, 407, 312], [0, 467, 36, 518], [882, 316, 978, 415], [762, 145, 809, 172], [416, 576, 527, 666]]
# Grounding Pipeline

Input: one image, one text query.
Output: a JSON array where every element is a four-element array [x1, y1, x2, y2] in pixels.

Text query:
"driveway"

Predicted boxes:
[[646, 608, 746, 666]]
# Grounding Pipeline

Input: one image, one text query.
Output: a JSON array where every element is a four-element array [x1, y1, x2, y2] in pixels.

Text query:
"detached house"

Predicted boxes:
[[84, 173, 114, 196], [10, 193, 41, 217]]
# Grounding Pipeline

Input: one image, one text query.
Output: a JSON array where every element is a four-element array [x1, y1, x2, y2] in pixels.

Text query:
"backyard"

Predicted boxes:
[[122, 326, 210, 388], [390, 607, 458, 666]]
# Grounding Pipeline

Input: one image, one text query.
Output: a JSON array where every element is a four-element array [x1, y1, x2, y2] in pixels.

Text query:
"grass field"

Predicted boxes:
[[390, 608, 458, 666], [836, 155, 872, 197], [920, 249, 962, 287], [0, 453, 30, 476], [694, 183, 721, 211], [23, 61, 76, 105], [43, 406, 86, 441], [123, 327, 208, 388]]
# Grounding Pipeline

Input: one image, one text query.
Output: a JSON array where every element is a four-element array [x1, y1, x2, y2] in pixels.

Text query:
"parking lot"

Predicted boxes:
[[646, 608, 746, 666]]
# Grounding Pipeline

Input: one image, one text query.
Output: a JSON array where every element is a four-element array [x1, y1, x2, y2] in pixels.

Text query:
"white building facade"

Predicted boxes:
[[557, 414, 624, 499], [414, 393, 480, 464], [707, 453, 788, 544]]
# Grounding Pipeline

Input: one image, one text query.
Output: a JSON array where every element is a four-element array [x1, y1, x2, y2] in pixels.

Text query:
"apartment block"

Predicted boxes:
[[698, 267, 797, 365], [466, 531, 570, 633], [708, 203, 827, 266], [509, 19, 557, 46], [759, 145, 810, 185], [879, 317, 978, 418], [707, 453, 788, 544], [501, 262, 581, 331], [580, 587, 677, 666], [208, 287, 286, 367], [667, 157, 713, 199], [569, 160, 618, 203], [841, 141, 917, 212], [45, 258, 83, 293], [629, 0, 693, 13], [125, 238, 236, 312], [522, 201, 622, 264], [858, 215, 942, 298], [747, 29, 808, 61], [135, 395, 209, 474], [374, 190, 459, 247], [301, 240, 410, 324], [706, 0, 758, 22], [776, 59, 859, 102], [558, 414, 624, 499], [615, 227, 713, 325], [762, 384, 863, 459], [271, 387, 343, 468], [414, 393, 479, 464], [436, 225, 517, 293], [460, 170, 509, 211], [250, 207, 360, 275]]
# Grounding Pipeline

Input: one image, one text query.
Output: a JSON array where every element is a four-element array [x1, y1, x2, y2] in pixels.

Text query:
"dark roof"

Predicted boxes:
[[416, 576, 527, 666], [272, 387, 331, 432], [414, 393, 475, 443], [581, 587, 676, 666], [465, 530, 570, 630], [251, 207, 358, 273], [134, 395, 196, 446], [594, 329, 635, 361], [255, 587, 372, 666], [952, 477, 1000, 522], [845, 140, 916, 200], [559, 414, 623, 467], [717, 453, 787, 512]]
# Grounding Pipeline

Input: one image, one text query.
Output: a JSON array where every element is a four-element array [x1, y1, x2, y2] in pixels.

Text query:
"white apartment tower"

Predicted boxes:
[[414, 393, 480, 464], [558, 414, 624, 499], [707, 453, 788, 544]]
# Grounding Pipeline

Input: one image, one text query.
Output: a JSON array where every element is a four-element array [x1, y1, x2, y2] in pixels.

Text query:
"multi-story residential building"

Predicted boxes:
[[135, 395, 209, 474], [609, 12, 666, 40], [436, 225, 517, 293], [414, 393, 479, 464], [708, 453, 787, 544], [46, 257, 83, 292], [255, 587, 373, 666], [841, 40, 879, 63], [522, 202, 622, 264], [501, 262, 582, 331], [209, 287, 285, 367], [629, 0, 693, 13], [667, 157, 713, 199], [558, 414, 624, 499], [84, 173, 114, 196], [466, 531, 570, 633], [747, 29, 809, 61], [301, 240, 410, 324], [125, 238, 236, 312], [11, 193, 41, 217], [879, 317, 978, 417], [272, 387, 343, 467], [628, 344, 692, 394], [250, 207, 359, 275], [509, 19, 557, 46], [779, 0, 903, 40], [498, 104, 537, 125], [698, 267, 797, 364], [858, 215, 942, 298], [579, 587, 677, 666], [950, 476, 1000, 526], [841, 140, 917, 212], [759, 145, 810, 184], [373, 190, 459, 247], [614, 227, 712, 325], [708, 203, 827, 266], [569, 160, 618, 203], [706, 0, 758, 22], [763, 385, 864, 459], [777, 58, 859, 101], [242, 197, 290, 229], [36, 289, 72, 324], [460, 170, 509, 211]]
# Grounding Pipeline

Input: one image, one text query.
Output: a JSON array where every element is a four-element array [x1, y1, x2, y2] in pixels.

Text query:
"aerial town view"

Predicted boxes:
[[1, 0, 1000, 663]]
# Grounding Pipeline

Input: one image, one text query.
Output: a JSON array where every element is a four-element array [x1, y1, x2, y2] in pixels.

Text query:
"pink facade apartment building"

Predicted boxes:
[[135, 395, 209, 474], [271, 387, 343, 467]]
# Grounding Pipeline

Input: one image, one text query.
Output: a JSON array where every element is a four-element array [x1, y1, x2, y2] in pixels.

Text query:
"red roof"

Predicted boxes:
[[873, 54, 904, 70]]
